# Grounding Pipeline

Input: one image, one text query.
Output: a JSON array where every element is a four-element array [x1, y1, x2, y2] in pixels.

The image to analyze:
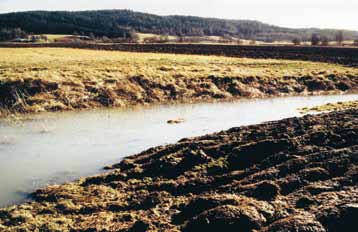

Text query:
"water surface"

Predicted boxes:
[[0, 94, 358, 207]]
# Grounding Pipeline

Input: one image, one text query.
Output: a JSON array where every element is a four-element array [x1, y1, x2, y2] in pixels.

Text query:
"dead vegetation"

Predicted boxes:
[[0, 48, 357, 117], [299, 100, 358, 113]]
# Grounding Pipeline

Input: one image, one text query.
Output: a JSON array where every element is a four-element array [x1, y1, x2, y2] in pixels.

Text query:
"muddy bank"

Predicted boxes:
[[1, 43, 358, 66], [0, 109, 357, 231], [1, 72, 357, 116]]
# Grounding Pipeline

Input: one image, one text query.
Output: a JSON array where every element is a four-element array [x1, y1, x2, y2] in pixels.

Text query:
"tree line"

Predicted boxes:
[[1, 10, 358, 42], [0, 28, 27, 41], [292, 31, 358, 46]]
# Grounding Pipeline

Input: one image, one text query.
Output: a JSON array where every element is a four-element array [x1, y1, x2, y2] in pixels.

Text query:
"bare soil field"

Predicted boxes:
[[0, 109, 357, 231], [1, 48, 357, 117]]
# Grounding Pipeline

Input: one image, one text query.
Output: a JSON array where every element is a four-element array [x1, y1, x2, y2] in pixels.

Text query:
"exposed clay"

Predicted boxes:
[[0, 109, 357, 231]]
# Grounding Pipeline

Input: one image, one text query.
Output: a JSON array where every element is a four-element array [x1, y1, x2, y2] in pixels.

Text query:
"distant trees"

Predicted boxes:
[[321, 36, 329, 46], [292, 38, 301, 45], [335, 31, 344, 45], [29, 35, 48, 42], [30, 35, 38, 42], [0, 28, 27, 41], [1, 10, 358, 42], [311, 34, 320, 46], [128, 31, 139, 43], [89, 32, 96, 40], [21, 35, 48, 43], [354, 39, 358, 46], [100, 36, 111, 43], [40, 35, 48, 41], [0, 28, 50, 43]]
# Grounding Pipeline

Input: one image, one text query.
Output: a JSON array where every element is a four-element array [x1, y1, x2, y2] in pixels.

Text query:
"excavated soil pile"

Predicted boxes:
[[0, 109, 357, 231]]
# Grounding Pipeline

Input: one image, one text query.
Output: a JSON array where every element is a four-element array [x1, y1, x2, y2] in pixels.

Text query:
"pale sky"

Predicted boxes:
[[0, 0, 357, 30]]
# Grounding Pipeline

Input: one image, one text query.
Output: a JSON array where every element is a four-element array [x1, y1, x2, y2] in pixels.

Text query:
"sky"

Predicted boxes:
[[0, 0, 357, 30]]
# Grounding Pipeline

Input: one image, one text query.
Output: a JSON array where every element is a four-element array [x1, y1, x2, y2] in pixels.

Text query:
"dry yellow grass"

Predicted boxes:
[[299, 100, 358, 113], [1, 47, 357, 82], [0, 48, 357, 116], [41, 34, 72, 41]]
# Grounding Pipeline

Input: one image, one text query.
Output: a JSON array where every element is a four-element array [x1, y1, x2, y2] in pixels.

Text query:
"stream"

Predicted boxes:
[[0, 94, 357, 207]]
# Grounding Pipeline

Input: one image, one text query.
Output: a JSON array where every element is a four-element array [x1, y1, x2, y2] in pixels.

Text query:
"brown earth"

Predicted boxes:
[[0, 109, 357, 231]]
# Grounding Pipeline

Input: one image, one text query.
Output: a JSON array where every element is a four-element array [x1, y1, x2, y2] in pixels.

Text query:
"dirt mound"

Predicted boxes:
[[0, 109, 357, 231]]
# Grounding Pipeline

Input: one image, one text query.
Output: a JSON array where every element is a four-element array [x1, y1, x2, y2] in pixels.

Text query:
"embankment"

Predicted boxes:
[[1, 48, 358, 117], [1, 73, 358, 116], [0, 109, 357, 231]]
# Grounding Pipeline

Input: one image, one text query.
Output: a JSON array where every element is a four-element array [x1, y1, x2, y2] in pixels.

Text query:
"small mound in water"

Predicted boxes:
[[167, 118, 185, 124], [0, 109, 357, 231]]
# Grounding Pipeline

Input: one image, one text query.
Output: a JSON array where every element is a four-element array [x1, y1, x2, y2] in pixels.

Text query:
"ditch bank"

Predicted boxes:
[[1, 73, 357, 116]]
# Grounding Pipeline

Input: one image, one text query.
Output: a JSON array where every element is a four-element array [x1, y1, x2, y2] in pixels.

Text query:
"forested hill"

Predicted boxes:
[[1, 9, 358, 41]]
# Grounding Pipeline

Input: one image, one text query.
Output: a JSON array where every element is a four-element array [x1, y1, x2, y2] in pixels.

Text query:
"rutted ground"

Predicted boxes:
[[0, 109, 357, 231], [1, 48, 358, 116]]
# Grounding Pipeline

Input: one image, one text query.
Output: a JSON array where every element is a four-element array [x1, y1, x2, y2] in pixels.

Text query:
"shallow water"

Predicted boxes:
[[0, 94, 358, 207]]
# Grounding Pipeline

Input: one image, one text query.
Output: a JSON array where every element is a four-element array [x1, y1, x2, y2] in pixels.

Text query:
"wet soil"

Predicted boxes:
[[0, 109, 357, 231]]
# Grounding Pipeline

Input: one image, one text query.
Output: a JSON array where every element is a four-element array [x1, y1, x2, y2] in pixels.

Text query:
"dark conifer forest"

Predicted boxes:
[[1, 10, 358, 41]]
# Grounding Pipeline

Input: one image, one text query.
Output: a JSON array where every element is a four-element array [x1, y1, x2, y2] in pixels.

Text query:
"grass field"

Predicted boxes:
[[0, 48, 357, 115], [41, 34, 72, 42], [1, 47, 357, 81]]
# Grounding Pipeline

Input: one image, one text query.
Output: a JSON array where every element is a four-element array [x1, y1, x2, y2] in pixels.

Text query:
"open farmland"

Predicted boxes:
[[1, 43, 358, 66], [0, 47, 357, 116]]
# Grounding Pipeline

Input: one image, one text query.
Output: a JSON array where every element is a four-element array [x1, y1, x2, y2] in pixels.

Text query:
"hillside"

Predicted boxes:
[[1, 10, 358, 42]]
